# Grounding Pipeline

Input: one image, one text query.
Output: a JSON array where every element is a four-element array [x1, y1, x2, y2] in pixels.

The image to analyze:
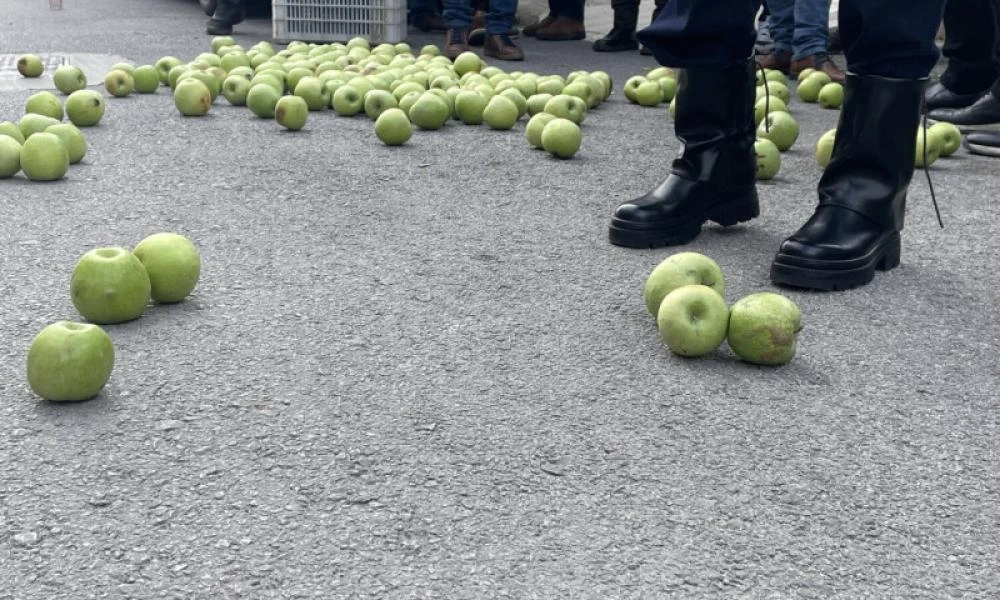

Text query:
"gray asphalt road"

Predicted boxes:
[[2, 2, 999, 598]]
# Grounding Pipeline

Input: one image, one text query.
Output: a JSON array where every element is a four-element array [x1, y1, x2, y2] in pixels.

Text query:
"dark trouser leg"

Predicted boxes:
[[771, 0, 947, 291], [940, 0, 999, 94], [637, 0, 758, 68], [594, 0, 641, 51], [549, 0, 584, 21], [207, 0, 244, 34]]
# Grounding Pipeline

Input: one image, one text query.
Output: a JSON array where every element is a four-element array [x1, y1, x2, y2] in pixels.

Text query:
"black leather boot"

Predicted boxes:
[[609, 59, 758, 248], [207, 0, 244, 35], [593, 0, 639, 52], [770, 74, 925, 291]]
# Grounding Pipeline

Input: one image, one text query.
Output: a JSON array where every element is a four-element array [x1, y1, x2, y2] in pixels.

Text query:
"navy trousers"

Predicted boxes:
[[638, 0, 947, 78]]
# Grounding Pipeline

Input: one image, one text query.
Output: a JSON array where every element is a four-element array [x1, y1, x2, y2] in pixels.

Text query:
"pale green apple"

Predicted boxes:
[[757, 111, 799, 152], [818, 82, 844, 109], [541, 117, 582, 159], [70, 247, 151, 324], [0, 121, 25, 144], [727, 292, 801, 366], [174, 78, 212, 116], [25, 91, 64, 120], [374, 107, 412, 145], [52, 65, 87, 94], [104, 69, 134, 97], [454, 90, 488, 125], [634, 80, 664, 107], [643, 252, 725, 317], [543, 94, 586, 125], [19, 113, 61, 139], [797, 67, 816, 81], [110, 61, 135, 75], [657, 284, 730, 357], [247, 83, 282, 118], [759, 80, 789, 104], [17, 54, 44, 77], [408, 93, 450, 130], [222, 75, 251, 105], [525, 112, 556, 149], [657, 77, 678, 102], [45, 123, 86, 164], [453, 51, 481, 76], [498, 88, 527, 119], [816, 128, 837, 168], [929, 121, 961, 157], [536, 77, 565, 96], [332, 85, 364, 116], [294, 76, 329, 110], [796, 76, 823, 102], [754, 95, 787, 125], [132, 65, 161, 93], [65, 90, 105, 126], [623, 75, 646, 103], [915, 126, 941, 167], [132, 233, 201, 303], [155, 56, 183, 84], [275, 95, 308, 130], [27, 321, 115, 402], [19, 132, 68, 181], [754, 138, 781, 180], [482, 95, 519, 130], [398, 90, 422, 116], [0, 136, 20, 178], [178, 70, 220, 102], [525, 93, 553, 116], [364, 89, 398, 120]]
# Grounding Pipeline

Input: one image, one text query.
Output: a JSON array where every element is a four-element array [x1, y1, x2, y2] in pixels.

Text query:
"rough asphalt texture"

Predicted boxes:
[[1, 2, 999, 598]]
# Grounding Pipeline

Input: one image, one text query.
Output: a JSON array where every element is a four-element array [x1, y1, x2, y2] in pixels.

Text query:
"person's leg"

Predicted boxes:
[[787, 0, 844, 81], [639, 0, 669, 55], [927, 0, 1000, 125], [207, 0, 244, 35], [939, 0, 998, 95], [759, 0, 793, 70], [536, 0, 586, 40], [771, 0, 947, 291], [610, 1, 760, 248], [410, 0, 446, 31], [484, 0, 524, 59], [442, 0, 474, 58], [593, 0, 641, 52]]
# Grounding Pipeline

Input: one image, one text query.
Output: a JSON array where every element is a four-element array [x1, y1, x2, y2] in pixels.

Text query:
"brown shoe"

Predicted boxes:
[[534, 16, 585, 41], [756, 49, 791, 74], [790, 53, 845, 83], [469, 25, 519, 46], [484, 33, 524, 61], [523, 13, 556, 37], [445, 27, 470, 59]]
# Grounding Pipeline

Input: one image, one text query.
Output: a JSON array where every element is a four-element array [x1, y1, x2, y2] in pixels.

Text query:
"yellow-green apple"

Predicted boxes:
[[222, 75, 251, 105], [364, 89, 398, 120], [70, 247, 151, 324], [796, 76, 823, 102], [19, 113, 61, 138], [104, 69, 134, 97], [657, 284, 730, 357], [275, 95, 308, 130], [657, 77, 678, 102], [132, 233, 201, 303], [0, 136, 20, 178], [498, 87, 527, 118], [643, 252, 725, 317], [754, 138, 781, 180], [726, 292, 801, 365], [915, 126, 941, 167], [929, 121, 961, 157], [797, 67, 816, 81], [634, 80, 664, 107], [294, 76, 329, 110], [0, 121, 25, 144], [155, 56, 183, 84], [526, 93, 553, 116], [178, 70, 220, 102], [247, 83, 281, 118], [64, 90, 105, 127], [19, 132, 68, 181], [374, 108, 412, 145], [754, 95, 787, 125], [757, 111, 799, 151], [482, 95, 519, 130], [454, 90, 488, 125], [623, 75, 646, 103], [816, 128, 837, 168], [26, 321, 115, 402], [174, 78, 212, 116], [17, 54, 44, 77], [25, 91, 64, 120], [44, 123, 86, 164], [525, 112, 556, 149], [761, 80, 789, 104], [536, 77, 565, 96], [541, 117, 582, 159], [543, 94, 586, 124], [408, 93, 450, 129], [332, 85, 364, 116], [453, 51, 481, 76], [52, 65, 87, 94], [132, 65, 161, 93], [818, 82, 844, 109]]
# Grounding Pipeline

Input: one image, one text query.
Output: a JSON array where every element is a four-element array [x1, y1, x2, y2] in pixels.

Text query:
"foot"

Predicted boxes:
[[206, 19, 234, 35], [593, 28, 639, 52], [522, 13, 556, 37], [924, 81, 986, 111], [534, 16, 585, 41], [963, 130, 1000, 156], [770, 206, 901, 291], [756, 49, 791, 74], [928, 90, 1000, 131], [411, 11, 446, 32], [790, 53, 845, 83], [469, 25, 519, 46], [444, 27, 470, 60], [483, 33, 524, 61]]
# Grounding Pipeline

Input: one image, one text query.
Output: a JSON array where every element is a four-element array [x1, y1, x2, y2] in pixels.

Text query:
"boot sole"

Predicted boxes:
[[769, 232, 901, 291], [608, 192, 759, 249]]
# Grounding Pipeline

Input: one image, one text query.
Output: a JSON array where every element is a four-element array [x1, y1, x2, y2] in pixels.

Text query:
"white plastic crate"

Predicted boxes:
[[272, 0, 407, 44]]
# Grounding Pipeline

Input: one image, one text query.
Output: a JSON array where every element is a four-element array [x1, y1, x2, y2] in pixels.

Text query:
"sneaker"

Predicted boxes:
[[484, 34, 524, 61], [445, 28, 470, 60]]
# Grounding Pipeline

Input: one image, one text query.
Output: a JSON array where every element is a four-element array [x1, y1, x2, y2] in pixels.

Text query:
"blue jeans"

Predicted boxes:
[[443, 0, 516, 33], [768, 0, 830, 60]]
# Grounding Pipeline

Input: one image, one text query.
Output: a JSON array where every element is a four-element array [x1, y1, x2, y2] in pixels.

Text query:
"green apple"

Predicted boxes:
[[754, 138, 781, 180], [64, 90, 105, 127], [804, 71, 832, 88], [17, 54, 44, 77], [634, 80, 664, 107], [0, 121, 26, 144], [0, 136, 20, 178], [454, 90, 488, 125], [498, 88, 528, 119], [155, 56, 183, 84], [26, 321, 115, 402], [818, 82, 844, 109], [392, 80, 425, 102], [657, 77, 678, 102], [408, 93, 450, 130], [25, 91, 64, 121], [19, 113, 61, 139], [110, 61, 135, 75], [275, 95, 308, 130], [526, 93, 553, 116], [796, 76, 823, 102], [374, 108, 412, 145], [727, 292, 801, 366], [754, 95, 787, 125], [70, 247, 151, 324], [294, 76, 329, 111], [220, 52, 251, 73], [178, 70, 220, 102], [174, 78, 212, 116], [52, 65, 87, 94], [590, 70, 613, 100], [104, 69, 134, 97], [250, 72, 285, 94], [247, 83, 282, 118], [525, 112, 556, 149], [453, 51, 481, 76], [816, 128, 837, 168], [211, 35, 237, 54], [760, 80, 789, 105], [669, 96, 676, 118], [915, 126, 941, 167], [398, 90, 422, 116], [563, 79, 601, 108], [764, 69, 787, 84], [543, 94, 586, 125], [797, 67, 816, 81], [929, 121, 961, 157], [364, 89, 398, 120], [643, 252, 725, 317], [482, 95, 519, 130], [132, 65, 161, 93], [222, 75, 251, 105], [657, 284, 730, 357], [332, 85, 364, 116], [45, 123, 86, 164], [536, 77, 565, 96], [132, 233, 201, 303], [623, 75, 646, 103], [647, 66, 675, 81], [19, 132, 68, 181], [541, 117, 582, 159], [757, 111, 799, 152]]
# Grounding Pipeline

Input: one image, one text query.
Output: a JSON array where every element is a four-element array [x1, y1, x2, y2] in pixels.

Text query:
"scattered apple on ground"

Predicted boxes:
[[27, 321, 115, 402]]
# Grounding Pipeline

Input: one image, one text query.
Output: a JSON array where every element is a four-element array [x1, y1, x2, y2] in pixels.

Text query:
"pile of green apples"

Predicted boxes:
[[109, 36, 611, 160], [1, 59, 108, 181], [644, 252, 802, 366], [622, 66, 678, 108], [26, 233, 201, 402]]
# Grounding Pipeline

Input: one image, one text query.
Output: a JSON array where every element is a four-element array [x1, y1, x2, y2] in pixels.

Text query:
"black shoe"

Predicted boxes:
[[411, 10, 446, 32], [964, 130, 1000, 157], [206, 19, 234, 35], [928, 90, 1000, 131], [593, 28, 639, 52], [608, 59, 759, 248], [771, 74, 925, 291], [924, 81, 986, 111]]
